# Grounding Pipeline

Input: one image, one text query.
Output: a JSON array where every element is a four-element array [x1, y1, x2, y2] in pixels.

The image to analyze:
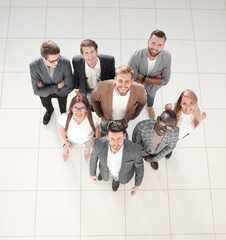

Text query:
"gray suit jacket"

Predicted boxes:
[[128, 48, 171, 95], [90, 137, 144, 186], [30, 56, 74, 97], [132, 119, 179, 162]]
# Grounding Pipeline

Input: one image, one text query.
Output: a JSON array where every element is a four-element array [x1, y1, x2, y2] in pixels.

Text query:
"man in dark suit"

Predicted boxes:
[[30, 40, 74, 125], [72, 39, 115, 104], [90, 121, 144, 195]]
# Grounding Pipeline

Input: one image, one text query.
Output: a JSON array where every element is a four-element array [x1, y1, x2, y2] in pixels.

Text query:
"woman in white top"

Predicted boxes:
[[164, 89, 206, 158], [58, 94, 100, 161]]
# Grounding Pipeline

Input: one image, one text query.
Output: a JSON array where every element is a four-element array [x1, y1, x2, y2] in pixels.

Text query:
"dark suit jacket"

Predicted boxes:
[[29, 56, 74, 97], [72, 54, 115, 95], [91, 80, 146, 124], [90, 137, 144, 186]]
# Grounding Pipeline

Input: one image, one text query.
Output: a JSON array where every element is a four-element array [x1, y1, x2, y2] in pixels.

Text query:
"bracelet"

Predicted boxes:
[[142, 75, 146, 82]]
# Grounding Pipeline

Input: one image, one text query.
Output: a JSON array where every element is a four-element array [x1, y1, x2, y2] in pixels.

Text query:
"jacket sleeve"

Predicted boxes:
[[128, 51, 139, 82], [90, 83, 104, 118], [89, 140, 99, 176], [134, 145, 144, 186], [160, 52, 171, 86], [109, 57, 115, 79], [131, 86, 146, 120], [30, 64, 58, 97], [152, 127, 179, 162], [72, 57, 80, 90]]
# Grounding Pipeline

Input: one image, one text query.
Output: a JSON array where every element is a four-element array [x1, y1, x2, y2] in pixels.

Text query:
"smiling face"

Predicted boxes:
[[114, 73, 133, 96], [147, 35, 165, 58], [107, 131, 126, 154], [81, 46, 98, 68], [71, 102, 87, 122], [180, 96, 195, 115], [154, 113, 176, 136]]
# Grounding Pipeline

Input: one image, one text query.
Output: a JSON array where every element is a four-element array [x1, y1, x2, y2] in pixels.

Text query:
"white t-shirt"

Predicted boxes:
[[177, 111, 194, 139], [107, 145, 124, 180], [85, 58, 101, 89], [58, 112, 101, 144], [111, 89, 130, 120], [147, 57, 157, 75]]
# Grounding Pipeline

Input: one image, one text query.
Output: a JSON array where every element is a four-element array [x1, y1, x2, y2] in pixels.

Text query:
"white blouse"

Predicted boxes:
[[177, 111, 194, 139]]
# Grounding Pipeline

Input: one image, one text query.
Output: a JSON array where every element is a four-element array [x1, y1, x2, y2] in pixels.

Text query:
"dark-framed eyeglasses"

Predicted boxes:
[[72, 107, 87, 112], [45, 55, 61, 64]]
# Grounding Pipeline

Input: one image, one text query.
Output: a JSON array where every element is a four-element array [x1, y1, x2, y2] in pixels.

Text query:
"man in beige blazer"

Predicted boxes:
[[91, 65, 146, 135]]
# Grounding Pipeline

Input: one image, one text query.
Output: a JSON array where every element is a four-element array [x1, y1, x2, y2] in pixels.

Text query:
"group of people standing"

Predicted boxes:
[[29, 30, 206, 196]]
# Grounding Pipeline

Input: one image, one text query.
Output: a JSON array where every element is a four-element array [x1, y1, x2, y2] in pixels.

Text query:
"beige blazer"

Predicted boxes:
[[91, 80, 146, 124]]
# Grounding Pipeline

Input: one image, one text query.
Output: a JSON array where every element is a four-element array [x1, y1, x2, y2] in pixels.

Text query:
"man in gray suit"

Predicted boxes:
[[90, 120, 144, 195], [132, 109, 179, 170], [30, 40, 74, 125], [128, 30, 171, 119]]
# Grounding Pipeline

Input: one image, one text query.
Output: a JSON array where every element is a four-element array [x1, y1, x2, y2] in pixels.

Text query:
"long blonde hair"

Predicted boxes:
[[65, 94, 95, 134], [174, 89, 201, 128]]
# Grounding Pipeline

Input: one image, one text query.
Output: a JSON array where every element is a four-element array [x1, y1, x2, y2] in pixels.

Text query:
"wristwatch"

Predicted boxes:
[[142, 75, 146, 82]]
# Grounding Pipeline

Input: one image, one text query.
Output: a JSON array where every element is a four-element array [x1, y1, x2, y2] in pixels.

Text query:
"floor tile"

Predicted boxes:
[[11, 0, 46, 6], [0, 73, 3, 101], [204, 110, 226, 147], [216, 234, 226, 240], [46, 8, 83, 38], [1, 72, 41, 108], [81, 191, 125, 235], [156, 0, 190, 9], [208, 148, 226, 189], [167, 40, 197, 73], [84, 0, 119, 7], [125, 160, 168, 190], [0, 149, 38, 190], [36, 191, 80, 235], [8, 7, 46, 38], [0, 0, 10, 6], [36, 238, 79, 240], [190, 0, 225, 9], [169, 190, 214, 234], [192, 10, 226, 40], [126, 190, 170, 234], [0, 7, 9, 38], [156, 9, 194, 40], [0, 109, 40, 148], [0, 191, 36, 235], [0, 238, 34, 240], [47, 0, 83, 7], [196, 41, 226, 73], [200, 74, 226, 109], [84, 8, 120, 39], [212, 190, 226, 233], [82, 237, 125, 240], [0, 39, 6, 72], [39, 109, 64, 148], [38, 148, 81, 190], [120, 9, 156, 39], [167, 148, 209, 189], [5, 39, 42, 72], [172, 235, 215, 240], [120, 0, 155, 8], [127, 237, 170, 240]]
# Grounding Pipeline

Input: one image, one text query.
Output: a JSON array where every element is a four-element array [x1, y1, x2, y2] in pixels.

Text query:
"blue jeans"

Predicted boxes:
[[146, 90, 156, 108]]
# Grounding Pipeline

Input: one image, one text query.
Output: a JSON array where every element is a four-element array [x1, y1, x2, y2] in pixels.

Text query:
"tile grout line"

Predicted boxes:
[[189, 1, 217, 239]]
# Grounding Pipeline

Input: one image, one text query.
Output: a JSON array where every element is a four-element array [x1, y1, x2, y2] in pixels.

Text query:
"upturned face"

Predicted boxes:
[[114, 73, 133, 96], [81, 46, 98, 68], [71, 102, 87, 122], [107, 131, 126, 154], [154, 113, 176, 136], [147, 35, 165, 57], [180, 96, 195, 115]]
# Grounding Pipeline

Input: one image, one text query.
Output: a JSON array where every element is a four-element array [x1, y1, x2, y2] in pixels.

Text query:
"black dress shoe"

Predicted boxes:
[[165, 151, 173, 159], [150, 161, 159, 170], [43, 111, 52, 125], [112, 180, 120, 192], [98, 173, 103, 181]]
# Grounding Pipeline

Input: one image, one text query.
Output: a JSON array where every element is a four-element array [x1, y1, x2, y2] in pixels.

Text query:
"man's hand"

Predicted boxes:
[[37, 81, 45, 88], [58, 80, 65, 89], [131, 186, 139, 196], [91, 176, 97, 181], [65, 139, 72, 148], [143, 155, 153, 162], [155, 73, 162, 79], [137, 73, 145, 84]]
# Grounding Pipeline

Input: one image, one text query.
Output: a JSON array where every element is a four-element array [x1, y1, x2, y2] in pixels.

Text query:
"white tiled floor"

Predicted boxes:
[[0, 0, 226, 239]]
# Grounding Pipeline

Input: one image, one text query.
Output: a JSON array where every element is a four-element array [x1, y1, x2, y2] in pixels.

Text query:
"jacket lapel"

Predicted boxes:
[[118, 141, 129, 179]]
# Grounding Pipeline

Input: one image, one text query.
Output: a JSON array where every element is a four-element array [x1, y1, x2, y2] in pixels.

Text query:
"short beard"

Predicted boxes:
[[148, 47, 161, 57]]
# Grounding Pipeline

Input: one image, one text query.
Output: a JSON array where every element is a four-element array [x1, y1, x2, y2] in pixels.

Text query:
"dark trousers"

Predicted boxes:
[[40, 94, 68, 114]]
